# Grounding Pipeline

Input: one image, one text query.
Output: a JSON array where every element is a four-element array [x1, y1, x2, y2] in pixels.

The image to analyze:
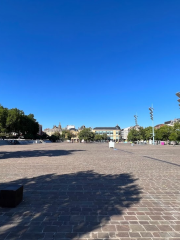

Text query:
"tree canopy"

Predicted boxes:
[[127, 124, 180, 142], [0, 104, 39, 138], [94, 133, 109, 141], [78, 128, 95, 142]]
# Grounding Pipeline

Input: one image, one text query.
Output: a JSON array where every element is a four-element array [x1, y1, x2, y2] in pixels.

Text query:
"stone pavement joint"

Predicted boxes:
[[0, 143, 180, 239]]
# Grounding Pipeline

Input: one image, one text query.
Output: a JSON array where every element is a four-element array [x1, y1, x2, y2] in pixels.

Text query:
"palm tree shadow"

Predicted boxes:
[[0, 171, 142, 239]]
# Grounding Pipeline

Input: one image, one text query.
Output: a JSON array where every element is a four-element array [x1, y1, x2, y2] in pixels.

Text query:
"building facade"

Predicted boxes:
[[44, 123, 62, 136], [121, 127, 131, 141], [93, 125, 121, 142], [154, 124, 164, 129], [66, 125, 75, 130], [164, 118, 180, 126]]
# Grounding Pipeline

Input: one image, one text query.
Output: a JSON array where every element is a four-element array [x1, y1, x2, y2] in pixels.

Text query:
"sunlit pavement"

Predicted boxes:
[[0, 142, 180, 240]]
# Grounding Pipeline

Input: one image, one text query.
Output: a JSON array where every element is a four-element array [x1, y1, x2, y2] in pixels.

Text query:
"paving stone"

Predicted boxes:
[[43, 225, 58, 232], [157, 224, 173, 231], [143, 224, 160, 231], [116, 231, 129, 237], [130, 224, 146, 231], [116, 225, 130, 231], [0, 143, 180, 239]]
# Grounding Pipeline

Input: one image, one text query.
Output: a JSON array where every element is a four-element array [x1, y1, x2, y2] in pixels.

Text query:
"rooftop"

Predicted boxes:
[[94, 125, 120, 130]]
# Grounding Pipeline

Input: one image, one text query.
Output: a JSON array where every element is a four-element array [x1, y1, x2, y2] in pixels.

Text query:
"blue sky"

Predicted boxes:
[[0, 0, 180, 130]]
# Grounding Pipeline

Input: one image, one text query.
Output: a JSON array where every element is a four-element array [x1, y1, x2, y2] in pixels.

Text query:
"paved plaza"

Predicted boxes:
[[0, 142, 180, 240]]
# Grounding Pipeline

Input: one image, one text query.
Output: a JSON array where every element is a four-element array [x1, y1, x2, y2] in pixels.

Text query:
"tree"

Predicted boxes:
[[173, 122, 180, 130], [169, 122, 180, 142], [169, 132, 177, 142], [144, 126, 153, 140], [155, 125, 173, 141], [53, 132, 60, 139], [6, 108, 24, 134], [127, 129, 139, 142], [0, 105, 8, 133], [94, 134, 102, 141], [62, 130, 74, 140], [78, 128, 95, 142], [102, 133, 109, 140], [49, 134, 59, 142], [139, 127, 146, 140], [0, 105, 39, 138]]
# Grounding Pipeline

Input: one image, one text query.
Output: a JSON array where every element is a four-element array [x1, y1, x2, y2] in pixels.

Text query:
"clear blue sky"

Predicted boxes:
[[0, 0, 180, 130]]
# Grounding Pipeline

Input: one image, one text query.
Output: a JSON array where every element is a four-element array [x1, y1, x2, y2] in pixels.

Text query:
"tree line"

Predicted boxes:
[[0, 104, 39, 138], [127, 123, 180, 142], [51, 128, 109, 142], [51, 130, 76, 142], [78, 128, 109, 142]]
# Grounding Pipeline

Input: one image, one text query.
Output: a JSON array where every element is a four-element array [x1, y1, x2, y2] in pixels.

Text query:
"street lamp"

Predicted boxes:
[[176, 92, 180, 109], [149, 105, 155, 145], [134, 114, 138, 126]]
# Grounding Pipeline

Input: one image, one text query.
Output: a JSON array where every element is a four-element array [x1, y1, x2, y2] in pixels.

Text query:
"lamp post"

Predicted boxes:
[[134, 114, 138, 126], [176, 92, 180, 109], [149, 105, 155, 145]]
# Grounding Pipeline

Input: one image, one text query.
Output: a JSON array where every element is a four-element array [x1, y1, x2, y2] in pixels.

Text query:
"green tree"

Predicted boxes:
[[6, 108, 24, 134], [173, 122, 180, 131], [0, 105, 8, 133], [101, 133, 109, 140], [169, 132, 177, 142], [62, 130, 74, 140], [127, 129, 139, 142], [22, 114, 39, 137], [0, 105, 39, 138], [170, 122, 180, 142], [94, 134, 102, 141], [78, 128, 95, 142], [144, 126, 153, 140], [53, 132, 60, 139], [49, 134, 59, 142], [139, 127, 146, 140], [155, 125, 173, 141]]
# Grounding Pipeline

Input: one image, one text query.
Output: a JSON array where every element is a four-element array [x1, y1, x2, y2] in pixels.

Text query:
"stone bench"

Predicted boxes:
[[0, 185, 23, 208]]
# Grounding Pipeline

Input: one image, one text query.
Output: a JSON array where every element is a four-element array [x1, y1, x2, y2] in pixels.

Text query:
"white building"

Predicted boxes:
[[66, 125, 75, 130], [44, 123, 62, 136], [164, 118, 180, 126], [121, 127, 131, 141], [121, 126, 141, 141]]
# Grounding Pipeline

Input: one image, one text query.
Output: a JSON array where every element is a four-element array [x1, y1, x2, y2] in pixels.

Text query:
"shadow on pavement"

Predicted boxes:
[[0, 171, 142, 240], [0, 149, 85, 159], [143, 155, 180, 168]]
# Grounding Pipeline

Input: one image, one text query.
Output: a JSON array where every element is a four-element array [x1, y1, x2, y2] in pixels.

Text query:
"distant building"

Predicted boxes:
[[154, 124, 164, 129], [79, 125, 86, 130], [71, 125, 88, 142], [121, 127, 131, 141], [44, 123, 62, 136], [121, 125, 142, 141], [164, 118, 180, 126], [132, 125, 141, 131], [66, 125, 75, 130], [93, 125, 121, 142]]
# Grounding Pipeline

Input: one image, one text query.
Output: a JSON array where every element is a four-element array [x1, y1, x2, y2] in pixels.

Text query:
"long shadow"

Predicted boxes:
[[118, 149, 134, 154], [143, 155, 180, 168], [0, 171, 141, 240], [0, 150, 85, 160]]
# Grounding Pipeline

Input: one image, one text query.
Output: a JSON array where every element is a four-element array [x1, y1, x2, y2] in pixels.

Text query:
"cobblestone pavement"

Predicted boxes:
[[0, 143, 180, 240]]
